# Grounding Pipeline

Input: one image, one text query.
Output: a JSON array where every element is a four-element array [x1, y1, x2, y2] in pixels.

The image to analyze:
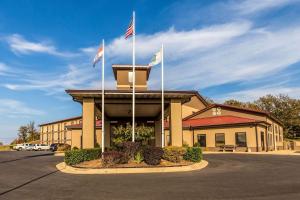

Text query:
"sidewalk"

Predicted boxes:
[[203, 150, 300, 156]]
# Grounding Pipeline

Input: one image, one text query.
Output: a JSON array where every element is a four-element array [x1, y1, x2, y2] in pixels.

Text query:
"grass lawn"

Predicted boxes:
[[0, 145, 13, 151]]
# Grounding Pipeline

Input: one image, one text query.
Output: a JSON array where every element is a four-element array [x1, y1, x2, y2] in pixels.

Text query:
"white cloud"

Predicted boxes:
[[219, 86, 300, 102], [232, 0, 299, 15], [157, 25, 300, 90], [4, 20, 300, 98], [2, 61, 118, 97], [5, 34, 78, 57], [0, 99, 44, 117], [0, 63, 9, 75], [105, 21, 252, 62]]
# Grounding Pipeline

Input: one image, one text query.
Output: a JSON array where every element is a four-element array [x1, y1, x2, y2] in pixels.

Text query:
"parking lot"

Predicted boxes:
[[0, 151, 300, 200]]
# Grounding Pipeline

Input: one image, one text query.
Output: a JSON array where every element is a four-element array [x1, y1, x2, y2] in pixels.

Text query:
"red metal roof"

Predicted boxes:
[[182, 115, 265, 128]]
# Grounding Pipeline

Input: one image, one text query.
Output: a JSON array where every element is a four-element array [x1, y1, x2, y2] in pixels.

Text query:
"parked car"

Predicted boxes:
[[34, 144, 50, 151], [13, 143, 31, 151], [25, 144, 35, 151], [50, 143, 59, 152]]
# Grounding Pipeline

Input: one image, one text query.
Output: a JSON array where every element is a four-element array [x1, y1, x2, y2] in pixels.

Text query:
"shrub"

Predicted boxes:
[[102, 151, 125, 167], [193, 142, 201, 147], [72, 146, 79, 150], [118, 141, 141, 159], [135, 125, 154, 145], [57, 144, 71, 151], [143, 146, 163, 165], [163, 146, 187, 163], [183, 147, 202, 162], [65, 148, 101, 166], [134, 151, 144, 164], [111, 123, 132, 146], [183, 142, 189, 148], [95, 142, 100, 148]]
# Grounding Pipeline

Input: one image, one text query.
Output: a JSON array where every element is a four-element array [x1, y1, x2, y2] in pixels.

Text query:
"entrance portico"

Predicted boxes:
[[66, 90, 196, 149]]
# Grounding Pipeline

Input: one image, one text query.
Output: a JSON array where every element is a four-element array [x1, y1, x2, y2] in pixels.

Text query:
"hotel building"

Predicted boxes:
[[40, 64, 284, 151]]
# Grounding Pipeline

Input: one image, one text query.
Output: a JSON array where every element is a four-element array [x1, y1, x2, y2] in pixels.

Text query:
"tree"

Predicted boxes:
[[27, 121, 39, 141], [0, 141, 3, 146], [18, 126, 28, 143], [223, 94, 300, 139], [135, 124, 154, 145], [224, 99, 244, 107], [204, 96, 214, 104], [254, 94, 300, 138], [111, 123, 155, 146], [224, 99, 260, 110], [111, 123, 132, 146]]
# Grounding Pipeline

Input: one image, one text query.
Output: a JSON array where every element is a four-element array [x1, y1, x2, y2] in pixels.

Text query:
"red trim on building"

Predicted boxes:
[[182, 115, 263, 128]]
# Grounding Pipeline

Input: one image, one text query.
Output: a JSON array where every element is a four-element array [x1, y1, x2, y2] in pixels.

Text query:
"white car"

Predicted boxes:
[[13, 143, 31, 151], [33, 144, 50, 151]]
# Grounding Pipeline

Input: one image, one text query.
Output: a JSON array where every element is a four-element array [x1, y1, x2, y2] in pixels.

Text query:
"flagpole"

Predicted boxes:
[[161, 44, 164, 148], [132, 11, 136, 142], [101, 39, 105, 154]]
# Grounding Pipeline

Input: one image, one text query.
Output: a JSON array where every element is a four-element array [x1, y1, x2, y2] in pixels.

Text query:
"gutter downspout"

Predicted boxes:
[[265, 126, 269, 152], [255, 124, 259, 152], [273, 122, 277, 151], [192, 128, 195, 146]]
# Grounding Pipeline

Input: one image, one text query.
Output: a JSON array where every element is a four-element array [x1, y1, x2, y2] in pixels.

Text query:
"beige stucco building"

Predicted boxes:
[[40, 64, 284, 152]]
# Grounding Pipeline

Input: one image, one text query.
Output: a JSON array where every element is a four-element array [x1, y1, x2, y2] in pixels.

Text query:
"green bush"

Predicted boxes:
[[72, 146, 79, 150], [163, 146, 187, 163], [183, 147, 202, 162], [95, 142, 100, 148], [65, 148, 101, 166], [134, 151, 144, 164], [102, 151, 125, 167], [193, 142, 201, 147], [143, 146, 163, 165]]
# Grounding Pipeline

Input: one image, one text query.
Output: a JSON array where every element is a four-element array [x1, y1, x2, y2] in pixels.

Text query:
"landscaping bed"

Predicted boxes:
[[64, 142, 203, 169], [74, 159, 194, 169]]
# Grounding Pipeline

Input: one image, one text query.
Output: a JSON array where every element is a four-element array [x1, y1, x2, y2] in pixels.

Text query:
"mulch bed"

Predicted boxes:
[[73, 159, 194, 169]]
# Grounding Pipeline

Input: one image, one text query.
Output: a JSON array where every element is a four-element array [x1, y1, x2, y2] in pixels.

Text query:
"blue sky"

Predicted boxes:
[[1, 0, 300, 144]]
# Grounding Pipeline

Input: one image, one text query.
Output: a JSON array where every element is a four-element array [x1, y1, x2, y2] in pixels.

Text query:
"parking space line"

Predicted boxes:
[[0, 169, 60, 196], [0, 153, 54, 164]]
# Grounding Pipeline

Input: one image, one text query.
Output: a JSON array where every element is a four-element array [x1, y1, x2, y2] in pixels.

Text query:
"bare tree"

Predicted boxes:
[[27, 121, 39, 141], [18, 126, 28, 143]]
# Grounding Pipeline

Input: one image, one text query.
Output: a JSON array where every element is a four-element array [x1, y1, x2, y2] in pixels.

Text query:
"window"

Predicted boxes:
[[197, 134, 206, 147], [212, 108, 217, 116], [166, 135, 171, 146], [128, 72, 133, 83], [215, 133, 225, 147], [212, 107, 222, 116], [216, 107, 221, 115], [235, 132, 247, 147]]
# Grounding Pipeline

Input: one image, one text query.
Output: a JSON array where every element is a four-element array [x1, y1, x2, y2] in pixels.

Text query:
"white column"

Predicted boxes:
[[132, 11, 136, 142], [161, 44, 164, 148], [101, 39, 105, 153]]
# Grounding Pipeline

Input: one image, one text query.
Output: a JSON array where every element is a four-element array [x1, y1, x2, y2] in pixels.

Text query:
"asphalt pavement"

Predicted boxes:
[[0, 151, 300, 200]]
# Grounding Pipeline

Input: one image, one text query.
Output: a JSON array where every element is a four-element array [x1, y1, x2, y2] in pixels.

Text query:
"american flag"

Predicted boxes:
[[125, 18, 134, 39], [93, 45, 103, 67]]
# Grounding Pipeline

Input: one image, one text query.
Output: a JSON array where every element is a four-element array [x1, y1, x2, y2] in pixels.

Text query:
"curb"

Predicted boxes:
[[54, 152, 65, 157], [203, 151, 300, 156], [56, 160, 208, 174]]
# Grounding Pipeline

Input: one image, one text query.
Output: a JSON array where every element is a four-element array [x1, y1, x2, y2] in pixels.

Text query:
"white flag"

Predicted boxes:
[[149, 49, 162, 66]]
